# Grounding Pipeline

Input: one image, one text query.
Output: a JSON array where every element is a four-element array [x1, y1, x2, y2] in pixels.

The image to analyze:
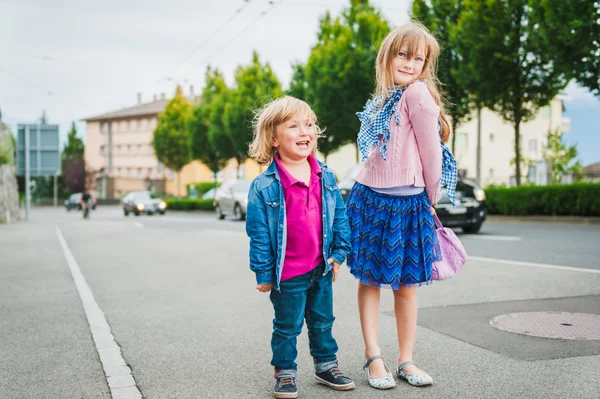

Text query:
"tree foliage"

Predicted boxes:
[[412, 0, 471, 153], [292, 0, 389, 160], [188, 67, 229, 185], [62, 122, 84, 162], [456, 0, 570, 185], [153, 86, 192, 173], [225, 51, 283, 170], [531, 0, 600, 96], [543, 128, 583, 183]]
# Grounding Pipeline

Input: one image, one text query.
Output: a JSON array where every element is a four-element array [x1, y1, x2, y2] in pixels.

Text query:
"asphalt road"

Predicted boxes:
[[1, 206, 599, 399]]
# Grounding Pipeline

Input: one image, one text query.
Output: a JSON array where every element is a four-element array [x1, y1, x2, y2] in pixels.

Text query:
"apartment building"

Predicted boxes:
[[83, 95, 261, 199]]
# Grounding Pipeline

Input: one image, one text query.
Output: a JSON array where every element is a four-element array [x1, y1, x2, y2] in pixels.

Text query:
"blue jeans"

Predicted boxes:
[[269, 263, 338, 376]]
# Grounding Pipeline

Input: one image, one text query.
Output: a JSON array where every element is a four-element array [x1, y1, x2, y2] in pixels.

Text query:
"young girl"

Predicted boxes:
[[346, 23, 458, 389], [246, 96, 355, 398]]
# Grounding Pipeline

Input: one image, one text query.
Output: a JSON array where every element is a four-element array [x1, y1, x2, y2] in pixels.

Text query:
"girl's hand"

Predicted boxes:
[[256, 283, 272, 293], [328, 258, 341, 282], [430, 205, 436, 214]]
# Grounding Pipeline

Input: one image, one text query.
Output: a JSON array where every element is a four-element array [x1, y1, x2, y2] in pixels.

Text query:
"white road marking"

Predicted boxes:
[[55, 226, 142, 399], [470, 256, 600, 274], [134, 222, 143, 228], [466, 235, 522, 241]]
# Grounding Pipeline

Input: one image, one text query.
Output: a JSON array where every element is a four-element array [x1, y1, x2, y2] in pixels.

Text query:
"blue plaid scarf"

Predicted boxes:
[[356, 87, 459, 207]]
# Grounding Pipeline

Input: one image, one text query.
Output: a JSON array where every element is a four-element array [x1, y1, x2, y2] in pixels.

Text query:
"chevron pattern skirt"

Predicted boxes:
[[346, 183, 441, 289]]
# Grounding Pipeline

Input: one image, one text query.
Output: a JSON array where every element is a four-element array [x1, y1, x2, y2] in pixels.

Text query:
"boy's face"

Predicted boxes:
[[390, 46, 426, 86], [273, 113, 317, 162]]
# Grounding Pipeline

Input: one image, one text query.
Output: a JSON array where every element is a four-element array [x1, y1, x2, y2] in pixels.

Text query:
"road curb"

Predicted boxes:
[[487, 215, 600, 225]]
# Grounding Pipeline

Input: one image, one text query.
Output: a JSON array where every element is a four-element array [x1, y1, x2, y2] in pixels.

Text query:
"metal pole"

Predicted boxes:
[[53, 173, 57, 207], [25, 125, 30, 221], [476, 107, 482, 187]]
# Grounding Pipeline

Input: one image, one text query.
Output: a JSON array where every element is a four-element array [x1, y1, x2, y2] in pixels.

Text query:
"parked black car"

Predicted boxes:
[[122, 191, 167, 216], [338, 164, 486, 233], [64, 192, 97, 211]]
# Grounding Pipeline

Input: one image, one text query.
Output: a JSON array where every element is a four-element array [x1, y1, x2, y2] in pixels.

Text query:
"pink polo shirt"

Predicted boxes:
[[274, 154, 324, 281]]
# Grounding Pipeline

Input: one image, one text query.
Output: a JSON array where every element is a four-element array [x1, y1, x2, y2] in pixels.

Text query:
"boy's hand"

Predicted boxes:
[[328, 258, 341, 282], [256, 283, 272, 293]]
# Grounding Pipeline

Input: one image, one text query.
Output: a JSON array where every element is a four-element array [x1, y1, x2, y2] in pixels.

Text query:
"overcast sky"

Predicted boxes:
[[1, 0, 598, 165]]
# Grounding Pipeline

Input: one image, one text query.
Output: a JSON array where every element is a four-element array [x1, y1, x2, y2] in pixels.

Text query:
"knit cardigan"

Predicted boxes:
[[355, 81, 443, 205]]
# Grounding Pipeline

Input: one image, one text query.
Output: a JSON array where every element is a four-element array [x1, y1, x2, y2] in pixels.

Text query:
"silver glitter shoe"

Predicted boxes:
[[396, 361, 433, 386], [363, 355, 396, 389]]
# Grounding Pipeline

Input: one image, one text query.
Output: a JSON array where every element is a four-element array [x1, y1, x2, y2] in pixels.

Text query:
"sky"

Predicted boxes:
[[1, 0, 598, 166]]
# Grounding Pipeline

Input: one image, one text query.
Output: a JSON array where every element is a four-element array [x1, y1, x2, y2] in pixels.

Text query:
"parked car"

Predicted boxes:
[[122, 191, 167, 216], [338, 164, 487, 233], [214, 180, 251, 221], [64, 192, 97, 211], [202, 188, 216, 200]]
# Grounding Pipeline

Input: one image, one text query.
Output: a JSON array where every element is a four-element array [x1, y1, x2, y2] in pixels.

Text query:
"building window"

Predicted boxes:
[[100, 122, 105, 133], [148, 144, 154, 154], [127, 168, 131, 178], [138, 168, 142, 178], [456, 132, 468, 151], [168, 169, 174, 180], [121, 121, 126, 131], [116, 145, 121, 154], [490, 168, 494, 178], [137, 144, 142, 155], [528, 139, 538, 154], [127, 145, 131, 155], [148, 168, 153, 178], [489, 133, 494, 142], [137, 119, 141, 131], [100, 146, 105, 156], [127, 120, 131, 131], [117, 168, 121, 177], [157, 162, 164, 173]]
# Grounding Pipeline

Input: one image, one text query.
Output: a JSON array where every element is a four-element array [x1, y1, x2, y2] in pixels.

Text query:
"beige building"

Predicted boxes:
[[83, 96, 263, 199]]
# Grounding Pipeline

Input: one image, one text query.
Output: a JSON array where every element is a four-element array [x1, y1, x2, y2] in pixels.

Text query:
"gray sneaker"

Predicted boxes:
[[315, 366, 356, 390]]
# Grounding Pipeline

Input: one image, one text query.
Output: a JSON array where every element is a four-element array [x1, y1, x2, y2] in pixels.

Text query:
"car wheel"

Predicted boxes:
[[159, 211, 165, 215], [124, 209, 129, 216], [233, 204, 245, 221], [216, 204, 225, 220], [134, 212, 140, 216], [66, 207, 71, 212], [462, 222, 483, 234]]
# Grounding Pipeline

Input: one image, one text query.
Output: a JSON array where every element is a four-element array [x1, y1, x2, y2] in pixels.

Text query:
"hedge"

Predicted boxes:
[[186, 182, 221, 197], [485, 183, 600, 216], [165, 198, 215, 211]]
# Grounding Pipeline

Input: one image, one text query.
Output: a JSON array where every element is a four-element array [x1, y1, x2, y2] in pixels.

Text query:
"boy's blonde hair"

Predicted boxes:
[[375, 22, 451, 143], [249, 96, 323, 166]]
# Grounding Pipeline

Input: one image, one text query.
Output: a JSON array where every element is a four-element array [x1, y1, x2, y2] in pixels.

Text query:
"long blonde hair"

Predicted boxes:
[[375, 22, 451, 143], [249, 96, 323, 166]]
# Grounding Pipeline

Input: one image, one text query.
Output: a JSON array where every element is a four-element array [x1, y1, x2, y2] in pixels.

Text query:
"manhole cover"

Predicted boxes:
[[489, 312, 600, 340]]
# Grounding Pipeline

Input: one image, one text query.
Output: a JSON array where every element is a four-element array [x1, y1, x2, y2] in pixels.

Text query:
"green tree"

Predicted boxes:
[[543, 128, 583, 183], [456, 0, 570, 185], [188, 67, 229, 188], [152, 86, 192, 196], [298, 0, 390, 161], [225, 51, 282, 174], [531, 0, 600, 96], [412, 0, 471, 155], [62, 122, 84, 162]]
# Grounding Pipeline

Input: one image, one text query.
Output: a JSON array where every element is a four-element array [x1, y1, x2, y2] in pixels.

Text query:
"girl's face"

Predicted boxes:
[[273, 114, 317, 162], [390, 46, 426, 86]]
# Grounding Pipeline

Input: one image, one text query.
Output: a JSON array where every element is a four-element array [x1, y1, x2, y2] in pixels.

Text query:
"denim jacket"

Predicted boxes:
[[246, 159, 351, 291]]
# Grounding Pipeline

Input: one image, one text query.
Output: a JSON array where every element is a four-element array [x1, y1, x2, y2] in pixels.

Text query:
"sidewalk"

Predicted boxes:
[[487, 214, 600, 225]]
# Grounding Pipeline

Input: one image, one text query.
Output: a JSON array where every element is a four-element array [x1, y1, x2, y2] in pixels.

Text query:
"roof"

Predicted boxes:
[[83, 99, 169, 122], [582, 162, 600, 176]]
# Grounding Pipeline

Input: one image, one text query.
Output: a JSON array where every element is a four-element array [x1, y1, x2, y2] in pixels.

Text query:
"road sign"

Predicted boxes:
[[16, 124, 60, 176], [16, 124, 61, 221]]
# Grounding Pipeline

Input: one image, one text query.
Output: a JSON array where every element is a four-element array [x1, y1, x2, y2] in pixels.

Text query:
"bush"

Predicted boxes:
[[165, 198, 215, 211], [485, 183, 600, 216], [186, 181, 221, 197]]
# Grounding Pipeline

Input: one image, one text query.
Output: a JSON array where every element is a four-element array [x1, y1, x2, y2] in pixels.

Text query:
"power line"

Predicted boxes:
[[197, 1, 280, 66], [177, 0, 254, 67]]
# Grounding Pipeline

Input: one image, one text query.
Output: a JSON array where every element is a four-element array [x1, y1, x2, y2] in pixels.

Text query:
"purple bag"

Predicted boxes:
[[431, 212, 467, 281]]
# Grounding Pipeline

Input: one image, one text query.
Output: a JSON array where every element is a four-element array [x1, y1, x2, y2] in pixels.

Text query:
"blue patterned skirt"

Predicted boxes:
[[346, 182, 441, 289]]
